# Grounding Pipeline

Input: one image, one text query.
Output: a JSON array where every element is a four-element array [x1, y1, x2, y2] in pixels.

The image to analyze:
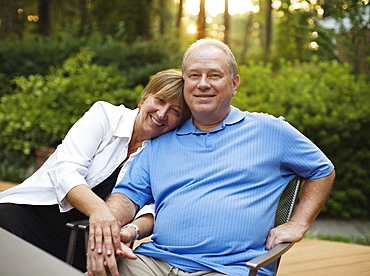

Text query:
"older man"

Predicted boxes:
[[87, 38, 335, 276]]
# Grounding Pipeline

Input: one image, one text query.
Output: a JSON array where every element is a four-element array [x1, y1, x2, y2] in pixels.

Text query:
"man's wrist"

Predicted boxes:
[[122, 224, 140, 240]]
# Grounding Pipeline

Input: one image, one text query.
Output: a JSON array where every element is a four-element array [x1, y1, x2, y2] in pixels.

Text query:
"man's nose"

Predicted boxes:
[[197, 75, 211, 89]]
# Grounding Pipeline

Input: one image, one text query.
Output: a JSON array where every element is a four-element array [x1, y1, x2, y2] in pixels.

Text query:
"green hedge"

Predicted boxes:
[[232, 59, 370, 219], [0, 35, 183, 93], [0, 48, 141, 155]]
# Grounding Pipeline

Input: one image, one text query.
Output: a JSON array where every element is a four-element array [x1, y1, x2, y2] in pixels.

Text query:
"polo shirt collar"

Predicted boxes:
[[176, 106, 245, 135]]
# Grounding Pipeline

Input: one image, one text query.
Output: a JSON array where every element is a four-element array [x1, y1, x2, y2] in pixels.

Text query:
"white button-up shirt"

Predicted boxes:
[[0, 101, 148, 212]]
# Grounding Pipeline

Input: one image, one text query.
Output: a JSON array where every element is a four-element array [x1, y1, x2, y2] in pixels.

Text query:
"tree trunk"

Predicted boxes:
[[0, 0, 24, 40], [159, 0, 166, 35], [239, 12, 254, 64], [224, 0, 229, 44], [78, 0, 90, 36], [38, 0, 51, 37], [197, 0, 206, 39], [175, 0, 183, 38], [265, 0, 272, 62]]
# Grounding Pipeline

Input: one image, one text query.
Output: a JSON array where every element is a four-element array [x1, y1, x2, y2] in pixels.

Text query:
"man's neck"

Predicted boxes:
[[193, 116, 227, 132], [192, 107, 231, 132]]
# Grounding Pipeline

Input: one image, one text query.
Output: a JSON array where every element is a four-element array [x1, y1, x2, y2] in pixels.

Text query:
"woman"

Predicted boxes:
[[0, 69, 190, 271]]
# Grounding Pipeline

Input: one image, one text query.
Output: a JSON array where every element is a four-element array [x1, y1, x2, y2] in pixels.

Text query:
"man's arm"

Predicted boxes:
[[87, 193, 139, 276], [266, 169, 335, 250]]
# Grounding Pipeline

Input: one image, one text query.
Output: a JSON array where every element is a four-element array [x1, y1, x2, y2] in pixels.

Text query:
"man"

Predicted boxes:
[[87, 38, 335, 276]]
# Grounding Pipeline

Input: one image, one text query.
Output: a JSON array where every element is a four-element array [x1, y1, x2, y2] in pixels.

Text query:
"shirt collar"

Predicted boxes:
[[114, 107, 139, 138], [176, 106, 246, 135]]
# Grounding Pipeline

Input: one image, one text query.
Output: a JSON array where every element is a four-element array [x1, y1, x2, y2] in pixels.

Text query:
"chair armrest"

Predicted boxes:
[[66, 219, 89, 230], [246, 242, 294, 275]]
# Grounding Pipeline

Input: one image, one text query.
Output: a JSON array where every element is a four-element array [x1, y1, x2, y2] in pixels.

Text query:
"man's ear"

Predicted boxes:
[[232, 75, 241, 97]]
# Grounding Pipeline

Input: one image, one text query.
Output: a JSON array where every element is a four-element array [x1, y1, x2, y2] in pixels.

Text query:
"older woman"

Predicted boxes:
[[0, 69, 190, 271]]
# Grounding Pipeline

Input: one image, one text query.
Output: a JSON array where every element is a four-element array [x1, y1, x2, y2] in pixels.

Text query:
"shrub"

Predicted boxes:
[[0, 48, 141, 155], [0, 35, 79, 81], [232, 59, 370, 219]]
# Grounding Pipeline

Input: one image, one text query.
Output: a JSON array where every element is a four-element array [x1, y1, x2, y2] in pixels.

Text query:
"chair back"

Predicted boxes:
[[274, 176, 303, 227]]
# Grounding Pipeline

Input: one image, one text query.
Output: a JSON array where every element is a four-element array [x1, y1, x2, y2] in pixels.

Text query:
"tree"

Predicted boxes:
[[224, 0, 230, 44], [197, 0, 206, 39], [264, 0, 272, 62], [175, 0, 184, 38], [37, 0, 51, 37]]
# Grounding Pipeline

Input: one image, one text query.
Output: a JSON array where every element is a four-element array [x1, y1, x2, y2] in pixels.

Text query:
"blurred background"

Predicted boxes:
[[0, 0, 369, 242]]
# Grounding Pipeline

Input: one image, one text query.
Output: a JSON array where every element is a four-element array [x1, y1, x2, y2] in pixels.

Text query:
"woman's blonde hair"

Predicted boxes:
[[140, 69, 191, 124]]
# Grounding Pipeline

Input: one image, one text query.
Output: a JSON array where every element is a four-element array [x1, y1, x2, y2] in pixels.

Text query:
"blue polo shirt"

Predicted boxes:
[[113, 106, 334, 276]]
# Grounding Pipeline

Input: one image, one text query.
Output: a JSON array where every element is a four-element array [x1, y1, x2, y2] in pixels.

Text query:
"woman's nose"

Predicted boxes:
[[157, 106, 169, 119]]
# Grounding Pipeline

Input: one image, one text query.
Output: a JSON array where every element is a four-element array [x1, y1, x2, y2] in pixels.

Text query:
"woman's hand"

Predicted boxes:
[[88, 205, 122, 256], [86, 226, 137, 276]]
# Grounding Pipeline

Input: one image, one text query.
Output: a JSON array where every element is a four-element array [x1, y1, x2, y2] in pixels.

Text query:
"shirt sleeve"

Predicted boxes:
[[135, 203, 155, 219], [113, 144, 154, 209], [279, 119, 334, 180], [47, 102, 113, 208]]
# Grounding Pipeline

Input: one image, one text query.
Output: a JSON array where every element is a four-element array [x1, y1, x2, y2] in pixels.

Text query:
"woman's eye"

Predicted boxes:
[[155, 98, 165, 104], [171, 108, 181, 116]]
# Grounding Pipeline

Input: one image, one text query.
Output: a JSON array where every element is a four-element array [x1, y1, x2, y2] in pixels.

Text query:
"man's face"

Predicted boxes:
[[183, 46, 240, 123]]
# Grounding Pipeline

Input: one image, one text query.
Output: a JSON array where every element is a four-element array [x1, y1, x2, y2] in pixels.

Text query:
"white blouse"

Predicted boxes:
[[0, 101, 149, 213]]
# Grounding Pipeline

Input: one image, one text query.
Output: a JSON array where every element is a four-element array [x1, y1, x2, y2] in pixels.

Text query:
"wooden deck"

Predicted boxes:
[[278, 238, 370, 275], [0, 181, 17, 191]]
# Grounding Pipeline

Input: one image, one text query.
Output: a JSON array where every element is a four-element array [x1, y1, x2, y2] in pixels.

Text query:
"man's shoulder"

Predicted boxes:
[[243, 110, 286, 126]]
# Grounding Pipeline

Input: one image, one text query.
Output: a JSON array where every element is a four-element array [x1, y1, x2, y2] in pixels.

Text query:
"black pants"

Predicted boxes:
[[0, 165, 120, 271], [0, 203, 88, 271]]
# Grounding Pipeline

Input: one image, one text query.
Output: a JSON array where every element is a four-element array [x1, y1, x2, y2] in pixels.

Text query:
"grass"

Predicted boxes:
[[304, 232, 370, 246]]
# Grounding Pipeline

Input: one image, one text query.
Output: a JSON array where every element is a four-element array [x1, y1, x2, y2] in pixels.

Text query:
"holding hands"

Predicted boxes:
[[86, 214, 138, 276]]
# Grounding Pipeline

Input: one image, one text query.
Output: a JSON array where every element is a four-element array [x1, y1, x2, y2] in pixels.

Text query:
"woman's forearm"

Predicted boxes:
[[66, 184, 109, 217]]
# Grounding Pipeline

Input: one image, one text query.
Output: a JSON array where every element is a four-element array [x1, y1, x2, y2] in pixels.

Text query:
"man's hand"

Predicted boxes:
[[86, 241, 118, 276], [265, 220, 306, 250]]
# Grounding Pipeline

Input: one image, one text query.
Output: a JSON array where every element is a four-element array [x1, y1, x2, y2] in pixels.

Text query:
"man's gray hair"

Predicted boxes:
[[182, 38, 239, 79]]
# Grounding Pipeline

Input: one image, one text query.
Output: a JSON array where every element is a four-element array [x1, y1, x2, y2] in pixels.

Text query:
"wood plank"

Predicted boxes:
[[0, 181, 17, 191], [278, 239, 370, 275]]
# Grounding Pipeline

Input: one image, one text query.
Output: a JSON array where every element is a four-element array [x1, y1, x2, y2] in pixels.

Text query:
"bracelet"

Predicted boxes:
[[122, 224, 140, 240]]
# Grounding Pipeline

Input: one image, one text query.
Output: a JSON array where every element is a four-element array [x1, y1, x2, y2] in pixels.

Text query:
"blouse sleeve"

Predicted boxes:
[[47, 102, 114, 207]]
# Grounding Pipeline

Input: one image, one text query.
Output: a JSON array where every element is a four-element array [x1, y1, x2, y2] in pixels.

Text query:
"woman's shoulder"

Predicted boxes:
[[89, 101, 133, 115]]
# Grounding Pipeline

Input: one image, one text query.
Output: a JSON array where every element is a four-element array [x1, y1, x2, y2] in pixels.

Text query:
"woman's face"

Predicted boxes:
[[135, 94, 184, 140]]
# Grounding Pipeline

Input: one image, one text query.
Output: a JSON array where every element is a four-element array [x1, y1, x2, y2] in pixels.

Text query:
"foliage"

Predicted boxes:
[[332, 2, 370, 74], [304, 231, 370, 246], [272, 1, 317, 62], [0, 48, 141, 155], [0, 34, 184, 94], [0, 149, 35, 183], [89, 38, 184, 86], [232, 59, 370, 219], [0, 35, 79, 81]]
